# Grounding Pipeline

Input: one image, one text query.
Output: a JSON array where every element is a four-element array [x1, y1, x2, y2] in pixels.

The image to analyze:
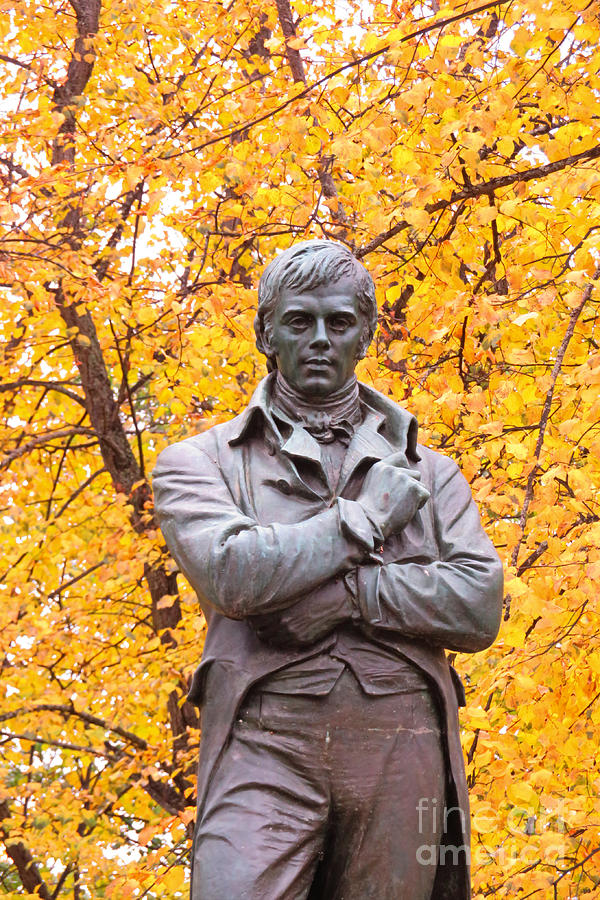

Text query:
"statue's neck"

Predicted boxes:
[[271, 372, 362, 444]]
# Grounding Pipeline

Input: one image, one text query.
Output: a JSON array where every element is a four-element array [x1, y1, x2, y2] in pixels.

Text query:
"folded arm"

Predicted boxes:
[[247, 453, 503, 653], [355, 453, 503, 652], [152, 439, 372, 619], [250, 573, 356, 647]]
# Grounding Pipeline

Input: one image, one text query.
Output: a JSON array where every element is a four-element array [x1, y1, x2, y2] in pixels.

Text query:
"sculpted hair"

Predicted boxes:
[[254, 240, 378, 370]]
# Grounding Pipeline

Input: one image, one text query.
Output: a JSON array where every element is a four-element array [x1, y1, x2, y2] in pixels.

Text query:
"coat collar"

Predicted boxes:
[[227, 373, 420, 463]]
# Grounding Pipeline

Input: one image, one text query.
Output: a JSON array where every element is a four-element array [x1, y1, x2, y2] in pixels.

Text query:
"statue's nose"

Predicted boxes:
[[310, 319, 330, 348]]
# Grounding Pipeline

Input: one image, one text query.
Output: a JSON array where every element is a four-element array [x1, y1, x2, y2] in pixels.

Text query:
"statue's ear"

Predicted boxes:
[[261, 321, 275, 355], [261, 324, 279, 372], [356, 321, 373, 360], [254, 312, 276, 360]]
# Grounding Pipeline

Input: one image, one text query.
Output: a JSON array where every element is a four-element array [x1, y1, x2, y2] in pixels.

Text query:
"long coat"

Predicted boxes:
[[152, 374, 504, 900]]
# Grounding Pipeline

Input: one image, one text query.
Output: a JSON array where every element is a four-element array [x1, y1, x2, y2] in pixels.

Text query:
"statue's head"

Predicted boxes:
[[254, 240, 377, 396]]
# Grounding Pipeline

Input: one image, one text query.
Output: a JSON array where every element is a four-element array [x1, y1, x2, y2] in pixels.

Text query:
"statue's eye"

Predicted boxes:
[[329, 316, 353, 331], [286, 314, 311, 330]]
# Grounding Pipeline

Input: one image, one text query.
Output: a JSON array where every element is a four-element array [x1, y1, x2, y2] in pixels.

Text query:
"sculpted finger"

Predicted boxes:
[[253, 620, 278, 641], [381, 450, 409, 467], [253, 627, 270, 642], [415, 482, 431, 504]]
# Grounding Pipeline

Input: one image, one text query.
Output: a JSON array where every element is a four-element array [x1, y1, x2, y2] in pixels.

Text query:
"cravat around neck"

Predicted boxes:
[[272, 372, 362, 445]]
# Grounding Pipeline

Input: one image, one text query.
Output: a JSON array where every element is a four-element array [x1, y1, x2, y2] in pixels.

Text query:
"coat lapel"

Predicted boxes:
[[336, 409, 394, 495], [227, 374, 420, 501]]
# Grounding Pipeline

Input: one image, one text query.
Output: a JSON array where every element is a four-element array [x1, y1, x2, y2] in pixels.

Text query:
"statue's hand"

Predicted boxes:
[[356, 452, 430, 539], [249, 576, 353, 648]]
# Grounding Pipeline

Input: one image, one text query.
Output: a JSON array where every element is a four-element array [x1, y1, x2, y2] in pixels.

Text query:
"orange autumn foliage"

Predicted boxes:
[[1, 0, 599, 896]]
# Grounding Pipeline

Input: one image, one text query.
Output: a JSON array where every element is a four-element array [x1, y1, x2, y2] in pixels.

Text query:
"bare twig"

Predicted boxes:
[[0, 704, 148, 750], [0, 426, 95, 470], [511, 265, 600, 567], [52, 466, 107, 520], [0, 730, 118, 759], [357, 145, 600, 258], [0, 378, 86, 407], [171, 0, 513, 160], [0, 800, 51, 899], [48, 561, 105, 598]]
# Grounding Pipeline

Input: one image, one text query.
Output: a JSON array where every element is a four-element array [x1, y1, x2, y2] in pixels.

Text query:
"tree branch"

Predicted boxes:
[[516, 540, 549, 577], [109, 319, 146, 479], [0, 426, 95, 470], [52, 0, 101, 166], [511, 264, 600, 567], [0, 800, 51, 900], [274, 0, 347, 222], [0, 730, 118, 759], [275, 0, 306, 84], [174, 0, 512, 160], [0, 704, 148, 750], [50, 863, 74, 900], [48, 561, 105, 598], [0, 378, 87, 407], [52, 466, 107, 520], [357, 144, 600, 258]]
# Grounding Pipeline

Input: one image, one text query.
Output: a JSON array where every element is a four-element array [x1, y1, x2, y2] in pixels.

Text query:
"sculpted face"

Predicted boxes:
[[267, 275, 364, 398]]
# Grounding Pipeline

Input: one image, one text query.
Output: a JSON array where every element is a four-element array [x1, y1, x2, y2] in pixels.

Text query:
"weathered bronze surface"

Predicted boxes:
[[152, 240, 503, 899]]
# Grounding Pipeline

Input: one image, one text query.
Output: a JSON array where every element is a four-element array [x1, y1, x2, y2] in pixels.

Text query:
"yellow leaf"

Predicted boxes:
[[404, 208, 430, 229], [474, 206, 498, 225], [513, 311, 538, 326], [304, 134, 321, 155], [507, 782, 538, 810], [388, 340, 407, 362]]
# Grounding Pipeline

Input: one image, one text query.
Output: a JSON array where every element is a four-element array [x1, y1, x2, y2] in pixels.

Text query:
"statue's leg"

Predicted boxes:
[[191, 689, 329, 900], [308, 674, 446, 900]]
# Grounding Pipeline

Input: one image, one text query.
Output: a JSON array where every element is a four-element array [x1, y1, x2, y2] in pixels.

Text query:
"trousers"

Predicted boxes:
[[192, 669, 445, 900]]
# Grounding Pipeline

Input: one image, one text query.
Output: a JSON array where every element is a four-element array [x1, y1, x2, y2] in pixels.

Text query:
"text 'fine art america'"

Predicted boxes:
[[152, 240, 503, 900]]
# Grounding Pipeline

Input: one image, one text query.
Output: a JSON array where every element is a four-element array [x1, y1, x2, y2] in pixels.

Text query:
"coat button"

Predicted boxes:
[[276, 479, 291, 494]]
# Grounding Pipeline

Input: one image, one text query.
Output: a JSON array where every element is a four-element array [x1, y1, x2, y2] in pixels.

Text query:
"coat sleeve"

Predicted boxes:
[[355, 452, 504, 652], [152, 438, 372, 619]]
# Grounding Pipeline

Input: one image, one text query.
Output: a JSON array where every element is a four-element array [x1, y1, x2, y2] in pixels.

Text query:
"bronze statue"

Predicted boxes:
[[152, 240, 503, 899]]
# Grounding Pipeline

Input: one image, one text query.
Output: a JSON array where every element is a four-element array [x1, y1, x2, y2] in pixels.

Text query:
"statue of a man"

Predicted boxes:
[[152, 240, 503, 900]]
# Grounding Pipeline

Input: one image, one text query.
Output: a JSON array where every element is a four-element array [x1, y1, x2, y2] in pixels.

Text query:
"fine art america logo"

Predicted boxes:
[[415, 798, 569, 867], [416, 798, 469, 866]]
